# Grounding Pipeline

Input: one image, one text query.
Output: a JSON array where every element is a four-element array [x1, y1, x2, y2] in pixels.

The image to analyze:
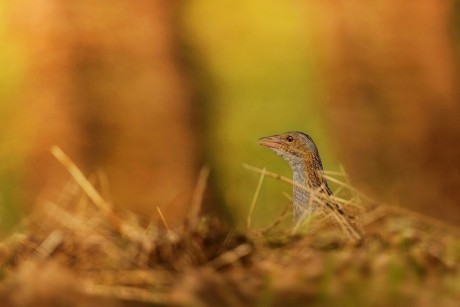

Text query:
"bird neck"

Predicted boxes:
[[290, 153, 331, 222]]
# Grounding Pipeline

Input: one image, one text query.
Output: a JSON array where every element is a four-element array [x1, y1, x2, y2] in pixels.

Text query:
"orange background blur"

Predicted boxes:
[[1, 0, 460, 232]]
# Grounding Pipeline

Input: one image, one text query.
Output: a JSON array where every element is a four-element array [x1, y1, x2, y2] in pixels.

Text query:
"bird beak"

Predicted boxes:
[[258, 135, 282, 149]]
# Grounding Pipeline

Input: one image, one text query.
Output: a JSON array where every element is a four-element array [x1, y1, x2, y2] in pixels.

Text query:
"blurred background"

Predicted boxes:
[[1, 0, 460, 233]]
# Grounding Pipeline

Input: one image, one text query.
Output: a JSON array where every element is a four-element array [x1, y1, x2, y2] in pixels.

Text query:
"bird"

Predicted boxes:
[[258, 131, 362, 240]]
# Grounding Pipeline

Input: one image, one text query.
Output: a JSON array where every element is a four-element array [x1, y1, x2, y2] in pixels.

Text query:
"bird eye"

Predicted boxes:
[[287, 136, 294, 142]]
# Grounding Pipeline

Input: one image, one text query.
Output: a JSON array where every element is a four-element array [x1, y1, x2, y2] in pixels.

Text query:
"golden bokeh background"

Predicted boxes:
[[1, 0, 460, 233]]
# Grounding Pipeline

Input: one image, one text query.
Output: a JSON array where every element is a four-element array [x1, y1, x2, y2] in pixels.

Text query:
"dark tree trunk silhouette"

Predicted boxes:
[[309, 0, 460, 222], [11, 0, 200, 224]]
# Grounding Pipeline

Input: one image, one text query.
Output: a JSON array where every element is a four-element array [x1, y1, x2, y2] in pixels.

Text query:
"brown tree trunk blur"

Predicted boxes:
[[11, 0, 199, 225], [310, 0, 460, 222]]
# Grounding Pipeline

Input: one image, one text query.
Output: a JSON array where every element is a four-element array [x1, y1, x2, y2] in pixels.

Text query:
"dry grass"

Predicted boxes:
[[0, 149, 459, 306]]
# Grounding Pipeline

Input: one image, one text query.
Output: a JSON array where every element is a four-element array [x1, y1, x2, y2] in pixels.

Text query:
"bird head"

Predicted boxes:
[[258, 131, 319, 166]]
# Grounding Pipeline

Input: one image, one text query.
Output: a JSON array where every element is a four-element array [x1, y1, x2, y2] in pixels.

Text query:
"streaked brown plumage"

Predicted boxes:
[[259, 131, 362, 240]]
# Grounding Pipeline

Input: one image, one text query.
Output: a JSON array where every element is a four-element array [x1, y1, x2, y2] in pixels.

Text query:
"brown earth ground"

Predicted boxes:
[[0, 150, 459, 307]]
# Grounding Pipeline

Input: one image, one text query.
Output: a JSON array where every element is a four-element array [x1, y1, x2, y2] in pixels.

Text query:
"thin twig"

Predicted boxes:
[[246, 167, 267, 229], [209, 244, 252, 269], [156, 206, 170, 232], [188, 166, 211, 226], [322, 174, 361, 196], [218, 229, 236, 255], [35, 230, 64, 260], [51, 146, 122, 231], [51, 147, 111, 213]]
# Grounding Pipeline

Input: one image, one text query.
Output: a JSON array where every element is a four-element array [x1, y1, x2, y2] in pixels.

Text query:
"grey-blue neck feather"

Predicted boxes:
[[291, 162, 312, 222]]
